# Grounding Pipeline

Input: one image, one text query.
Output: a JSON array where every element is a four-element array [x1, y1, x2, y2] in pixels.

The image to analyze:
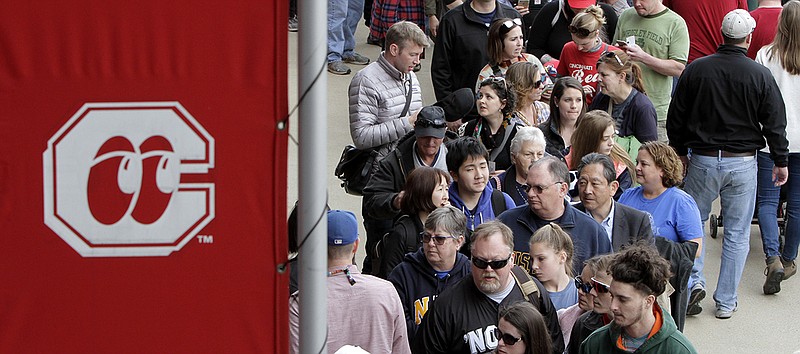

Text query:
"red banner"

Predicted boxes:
[[0, 1, 288, 352]]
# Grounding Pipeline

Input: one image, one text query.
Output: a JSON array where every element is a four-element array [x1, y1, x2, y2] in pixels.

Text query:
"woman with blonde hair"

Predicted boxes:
[[589, 49, 658, 146], [505, 61, 551, 126], [755, 0, 800, 293], [557, 5, 619, 105], [569, 110, 634, 198]]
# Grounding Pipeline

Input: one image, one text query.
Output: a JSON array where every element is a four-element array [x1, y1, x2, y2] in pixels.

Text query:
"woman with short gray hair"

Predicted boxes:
[[491, 126, 547, 206]]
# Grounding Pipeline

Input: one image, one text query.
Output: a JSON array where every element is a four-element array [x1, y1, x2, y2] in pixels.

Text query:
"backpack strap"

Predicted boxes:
[[511, 265, 540, 303], [491, 189, 507, 217]]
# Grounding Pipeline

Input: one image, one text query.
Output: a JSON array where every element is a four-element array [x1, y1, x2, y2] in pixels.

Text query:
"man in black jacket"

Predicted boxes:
[[362, 106, 449, 274], [667, 9, 789, 319], [431, 0, 521, 101], [412, 221, 564, 354]]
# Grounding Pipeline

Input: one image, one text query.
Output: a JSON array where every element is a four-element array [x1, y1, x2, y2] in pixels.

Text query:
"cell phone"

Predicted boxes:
[[518, 0, 530, 7], [615, 40, 628, 47]]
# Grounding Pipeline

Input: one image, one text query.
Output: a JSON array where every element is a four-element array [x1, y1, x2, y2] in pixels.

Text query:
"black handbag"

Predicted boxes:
[[335, 145, 380, 196], [335, 77, 414, 196]]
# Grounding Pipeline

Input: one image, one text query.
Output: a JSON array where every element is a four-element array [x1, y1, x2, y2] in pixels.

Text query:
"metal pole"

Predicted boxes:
[[297, 0, 328, 353]]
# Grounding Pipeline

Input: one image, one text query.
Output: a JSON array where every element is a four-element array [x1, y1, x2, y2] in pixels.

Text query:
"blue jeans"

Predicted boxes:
[[683, 153, 757, 312], [328, 0, 364, 62], [757, 151, 800, 261]]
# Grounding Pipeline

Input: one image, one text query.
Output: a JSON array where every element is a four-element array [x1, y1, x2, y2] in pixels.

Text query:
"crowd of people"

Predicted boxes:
[[289, 0, 800, 352]]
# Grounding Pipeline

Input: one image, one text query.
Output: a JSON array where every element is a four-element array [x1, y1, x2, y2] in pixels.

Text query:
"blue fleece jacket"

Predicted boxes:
[[448, 182, 516, 232]]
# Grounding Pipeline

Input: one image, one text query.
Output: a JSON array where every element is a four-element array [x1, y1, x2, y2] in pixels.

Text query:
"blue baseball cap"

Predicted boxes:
[[328, 210, 359, 246]]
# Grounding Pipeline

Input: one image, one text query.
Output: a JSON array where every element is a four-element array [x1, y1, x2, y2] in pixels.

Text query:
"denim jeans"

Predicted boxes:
[[683, 153, 757, 312], [328, 0, 364, 63], [757, 151, 800, 262]]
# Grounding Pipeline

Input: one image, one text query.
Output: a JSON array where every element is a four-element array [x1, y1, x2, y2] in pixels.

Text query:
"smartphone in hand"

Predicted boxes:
[[518, 0, 530, 7]]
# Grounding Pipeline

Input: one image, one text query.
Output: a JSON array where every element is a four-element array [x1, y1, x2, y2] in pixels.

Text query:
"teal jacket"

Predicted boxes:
[[579, 304, 697, 354]]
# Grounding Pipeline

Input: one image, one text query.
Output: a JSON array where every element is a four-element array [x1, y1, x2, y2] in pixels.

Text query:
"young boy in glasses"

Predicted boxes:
[[580, 244, 698, 354], [413, 221, 565, 354]]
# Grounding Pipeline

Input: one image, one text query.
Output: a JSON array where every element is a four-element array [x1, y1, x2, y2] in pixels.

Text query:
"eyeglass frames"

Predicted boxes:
[[471, 254, 512, 270], [534, 72, 547, 89], [420, 232, 458, 245], [416, 119, 447, 129], [521, 181, 565, 194], [494, 327, 522, 345], [603, 51, 625, 67], [574, 276, 593, 293], [502, 18, 523, 29], [591, 276, 611, 294], [567, 24, 592, 37]]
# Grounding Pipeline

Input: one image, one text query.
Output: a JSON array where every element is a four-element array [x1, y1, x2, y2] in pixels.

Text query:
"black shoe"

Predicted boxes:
[[764, 256, 785, 295], [687, 284, 705, 315], [687, 302, 702, 316]]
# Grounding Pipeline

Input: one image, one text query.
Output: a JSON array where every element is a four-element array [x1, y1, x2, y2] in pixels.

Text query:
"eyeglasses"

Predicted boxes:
[[494, 328, 522, 346], [420, 232, 458, 245], [471, 254, 512, 270], [502, 18, 523, 29], [416, 119, 447, 129], [521, 181, 564, 194], [603, 51, 625, 67], [567, 24, 592, 37], [574, 276, 593, 294], [591, 277, 611, 294], [534, 72, 547, 89], [490, 76, 508, 92]]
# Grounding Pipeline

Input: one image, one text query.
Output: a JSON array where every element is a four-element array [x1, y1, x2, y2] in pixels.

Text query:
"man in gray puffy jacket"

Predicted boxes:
[[348, 20, 429, 273]]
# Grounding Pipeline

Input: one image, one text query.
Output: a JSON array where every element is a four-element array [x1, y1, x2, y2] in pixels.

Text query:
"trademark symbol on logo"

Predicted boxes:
[[43, 102, 215, 257], [196, 235, 214, 244]]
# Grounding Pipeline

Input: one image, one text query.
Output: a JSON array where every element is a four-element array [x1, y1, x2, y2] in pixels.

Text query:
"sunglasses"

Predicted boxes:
[[502, 18, 523, 29], [534, 72, 547, 89], [420, 232, 458, 245], [494, 328, 522, 346], [603, 51, 625, 67], [574, 276, 593, 294], [567, 24, 592, 37], [416, 119, 447, 129], [591, 277, 611, 294], [471, 254, 512, 270], [521, 181, 564, 194]]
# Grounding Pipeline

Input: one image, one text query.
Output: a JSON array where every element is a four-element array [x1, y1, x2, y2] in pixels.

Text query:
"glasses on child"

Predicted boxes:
[[591, 277, 611, 293], [420, 232, 458, 245], [502, 18, 523, 29], [574, 276, 593, 293], [471, 255, 512, 270], [494, 328, 522, 345]]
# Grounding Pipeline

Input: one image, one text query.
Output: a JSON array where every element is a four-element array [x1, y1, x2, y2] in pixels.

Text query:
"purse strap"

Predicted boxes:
[[399, 77, 413, 118]]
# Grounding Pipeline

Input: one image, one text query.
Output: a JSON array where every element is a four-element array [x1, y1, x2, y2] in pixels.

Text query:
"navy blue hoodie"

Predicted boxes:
[[448, 182, 515, 232], [388, 248, 471, 344]]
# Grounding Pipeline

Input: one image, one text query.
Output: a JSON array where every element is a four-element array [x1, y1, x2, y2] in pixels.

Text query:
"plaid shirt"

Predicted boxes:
[[368, 0, 426, 44]]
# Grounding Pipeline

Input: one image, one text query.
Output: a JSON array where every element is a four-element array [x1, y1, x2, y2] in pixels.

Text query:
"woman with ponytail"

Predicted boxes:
[[589, 49, 658, 145], [557, 5, 619, 105]]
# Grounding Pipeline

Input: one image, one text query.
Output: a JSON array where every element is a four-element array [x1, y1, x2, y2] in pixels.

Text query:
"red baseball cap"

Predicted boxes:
[[568, 0, 596, 9]]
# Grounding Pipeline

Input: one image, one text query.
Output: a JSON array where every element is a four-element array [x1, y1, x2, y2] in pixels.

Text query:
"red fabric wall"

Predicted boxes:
[[0, 1, 288, 352]]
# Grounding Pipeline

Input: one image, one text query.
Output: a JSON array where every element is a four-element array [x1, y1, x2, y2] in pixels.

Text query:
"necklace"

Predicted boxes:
[[328, 266, 357, 286]]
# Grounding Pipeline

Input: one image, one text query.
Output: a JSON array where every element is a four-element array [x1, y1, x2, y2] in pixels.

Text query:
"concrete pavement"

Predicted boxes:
[[285, 26, 800, 354]]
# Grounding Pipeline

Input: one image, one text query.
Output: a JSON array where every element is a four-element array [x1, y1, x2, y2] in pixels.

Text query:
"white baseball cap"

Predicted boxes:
[[721, 9, 756, 39]]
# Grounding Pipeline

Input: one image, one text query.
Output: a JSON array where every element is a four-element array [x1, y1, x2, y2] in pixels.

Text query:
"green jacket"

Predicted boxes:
[[579, 304, 697, 354]]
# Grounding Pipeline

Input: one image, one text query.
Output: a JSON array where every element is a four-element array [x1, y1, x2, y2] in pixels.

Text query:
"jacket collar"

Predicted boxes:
[[716, 44, 748, 56], [515, 200, 575, 231], [377, 53, 407, 81]]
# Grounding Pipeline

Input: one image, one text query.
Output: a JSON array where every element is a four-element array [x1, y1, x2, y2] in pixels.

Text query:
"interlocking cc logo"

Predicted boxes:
[[43, 102, 215, 257]]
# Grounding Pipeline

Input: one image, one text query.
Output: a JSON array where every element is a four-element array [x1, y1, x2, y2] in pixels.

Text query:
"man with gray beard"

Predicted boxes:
[[412, 221, 564, 354]]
